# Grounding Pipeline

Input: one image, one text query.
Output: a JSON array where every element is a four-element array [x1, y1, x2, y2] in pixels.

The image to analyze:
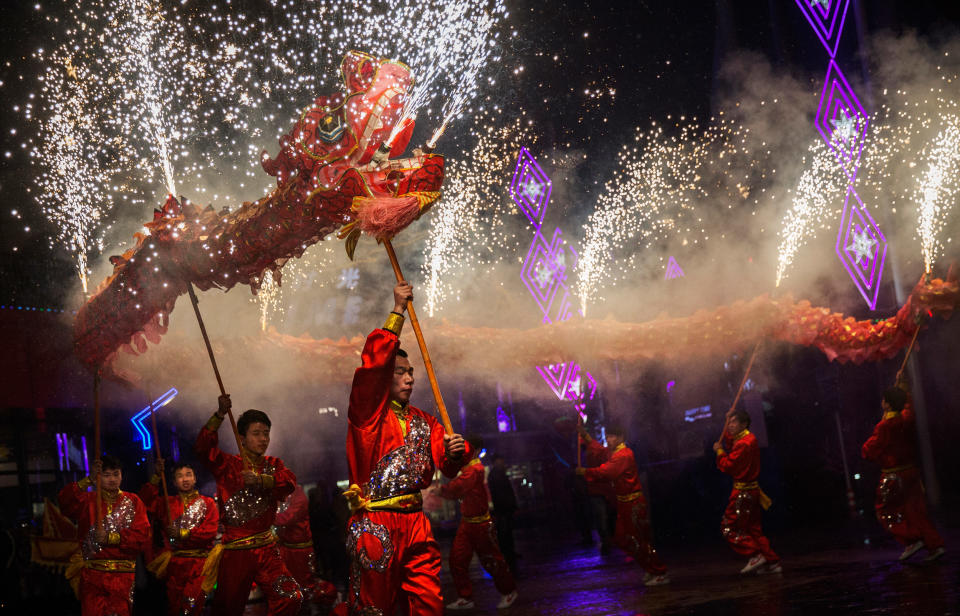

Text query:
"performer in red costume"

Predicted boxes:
[[275, 484, 339, 605], [195, 398, 303, 616], [861, 374, 945, 562], [713, 409, 780, 574], [580, 427, 615, 553], [139, 459, 219, 615], [344, 280, 467, 615], [577, 426, 669, 586], [59, 455, 151, 616], [440, 435, 518, 610]]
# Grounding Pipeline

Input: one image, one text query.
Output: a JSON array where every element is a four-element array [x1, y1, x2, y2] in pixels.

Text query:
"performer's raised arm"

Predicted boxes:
[[348, 282, 411, 429], [195, 394, 232, 477]]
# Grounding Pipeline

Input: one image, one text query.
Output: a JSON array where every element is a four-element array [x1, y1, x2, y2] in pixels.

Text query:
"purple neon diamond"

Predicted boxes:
[[816, 60, 869, 182], [835, 188, 887, 310], [521, 228, 578, 323], [794, 0, 851, 57], [510, 147, 552, 229]]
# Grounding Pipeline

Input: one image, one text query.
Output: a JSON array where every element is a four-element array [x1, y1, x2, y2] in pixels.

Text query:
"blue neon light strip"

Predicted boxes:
[[131, 388, 178, 450]]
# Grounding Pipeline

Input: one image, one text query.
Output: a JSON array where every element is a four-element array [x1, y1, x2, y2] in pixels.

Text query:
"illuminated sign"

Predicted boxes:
[[683, 405, 712, 423], [835, 188, 887, 309], [664, 256, 685, 280], [510, 147, 552, 229], [793, 0, 851, 57], [815, 60, 869, 182], [131, 388, 178, 451]]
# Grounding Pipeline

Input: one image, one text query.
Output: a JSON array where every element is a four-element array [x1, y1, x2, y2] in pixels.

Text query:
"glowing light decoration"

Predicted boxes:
[[510, 146, 552, 229], [835, 189, 887, 309], [794, 0, 851, 57], [816, 60, 869, 182], [520, 228, 579, 323], [536, 362, 598, 404], [664, 256, 685, 280], [130, 388, 178, 451]]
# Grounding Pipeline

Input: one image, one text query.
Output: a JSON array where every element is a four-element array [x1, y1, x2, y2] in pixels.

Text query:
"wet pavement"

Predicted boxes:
[[433, 526, 959, 616]]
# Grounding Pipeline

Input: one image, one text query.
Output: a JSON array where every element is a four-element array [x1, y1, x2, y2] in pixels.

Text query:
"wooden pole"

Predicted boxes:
[[186, 284, 249, 468], [899, 325, 922, 375], [148, 397, 172, 525], [93, 369, 102, 525], [719, 340, 762, 443], [576, 413, 582, 468], [382, 239, 454, 434]]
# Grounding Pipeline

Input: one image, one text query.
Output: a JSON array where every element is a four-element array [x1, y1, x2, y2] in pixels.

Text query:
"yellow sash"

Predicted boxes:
[[65, 553, 136, 597], [733, 481, 773, 510], [463, 512, 491, 524], [344, 484, 423, 513], [617, 491, 642, 503]]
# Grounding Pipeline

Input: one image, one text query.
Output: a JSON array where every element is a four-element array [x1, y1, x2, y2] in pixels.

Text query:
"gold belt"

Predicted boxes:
[[172, 549, 210, 559], [617, 491, 642, 503], [86, 558, 137, 573], [281, 540, 314, 549], [463, 512, 491, 524], [734, 481, 760, 490], [882, 464, 915, 474], [223, 529, 276, 551], [366, 492, 423, 512]]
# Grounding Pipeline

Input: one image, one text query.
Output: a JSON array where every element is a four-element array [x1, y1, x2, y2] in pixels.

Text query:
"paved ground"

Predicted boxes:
[[430, 527, 958, 616]]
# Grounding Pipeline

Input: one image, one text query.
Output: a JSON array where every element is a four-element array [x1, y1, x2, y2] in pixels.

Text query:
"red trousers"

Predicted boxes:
[[875, 468, 944, 549], [211, 543, 302, 616], [279, 544, 337, 603], [166, 555, 207, 616], [721, 488, 779, 562], [615, 495, 667, 575], [79, 568, 135, 616], [449, 519, 516, 599], [346, 510, 443, 615]]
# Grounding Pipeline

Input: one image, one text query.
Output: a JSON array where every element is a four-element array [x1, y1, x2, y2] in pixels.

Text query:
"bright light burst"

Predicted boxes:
[[576, 117, 775, 313], [421, 108, 538, 316], [914, 115, 960, 274], [23, 0, 508, 295], [774, 140, 847, 287]]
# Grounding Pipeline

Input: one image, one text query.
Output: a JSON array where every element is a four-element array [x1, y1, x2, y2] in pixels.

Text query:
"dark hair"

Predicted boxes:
[[606, 425, 626, 438], [466, 434, 484, 452], [171, 462, 196, 476], [883, 387, 908, 412], [730, 409, 751, 428], [396, 348, 408, 359], [238, 409, 272, 436], [491, 454, 505, 463], [100, 454, 122, 472]]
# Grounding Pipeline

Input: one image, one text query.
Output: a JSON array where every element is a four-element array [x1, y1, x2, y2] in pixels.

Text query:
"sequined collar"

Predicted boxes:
[[613, 443, 626, 453], [466, 458, 482, 468], [734, 429, 751, 442], [883, 411, 900, 421]]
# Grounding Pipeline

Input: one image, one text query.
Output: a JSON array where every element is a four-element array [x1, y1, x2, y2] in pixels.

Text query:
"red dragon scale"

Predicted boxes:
[[74, 51, 445, 369]]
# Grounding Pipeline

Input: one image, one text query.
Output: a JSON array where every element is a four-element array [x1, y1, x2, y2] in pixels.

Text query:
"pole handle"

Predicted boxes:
[[720, 340, 763, 442], [186, 284, 249, 469], [382, 239, 454, 434], [148, 400, 172, 525], [93, 370, 102, 526]]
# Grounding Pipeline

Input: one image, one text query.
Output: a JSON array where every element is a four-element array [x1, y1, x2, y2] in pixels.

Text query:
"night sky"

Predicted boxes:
[[3, 0, 959, 310]]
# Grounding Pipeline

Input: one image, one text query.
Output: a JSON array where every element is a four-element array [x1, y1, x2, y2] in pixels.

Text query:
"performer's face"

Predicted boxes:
[[727, 417, 745, 436], [100, 468, 122, 492], [606, 434, 623, 449], [391, 355, 415, 405], [174, 467, 196, 493], [241, 422, 271, 456]]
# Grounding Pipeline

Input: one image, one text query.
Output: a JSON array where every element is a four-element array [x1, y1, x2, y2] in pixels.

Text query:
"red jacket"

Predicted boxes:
[[275, 484, 312, 545], [583, 439, 614, 498], [862, 404, 917, 470], [58, 481, 150, 561], [716, 430, 761, 483], [439, 458, 489, 518], [584, 444, 643, 497], [346, 328, 463, 502], [195, 420, 296, 542], [139, 482, 219, 551]]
